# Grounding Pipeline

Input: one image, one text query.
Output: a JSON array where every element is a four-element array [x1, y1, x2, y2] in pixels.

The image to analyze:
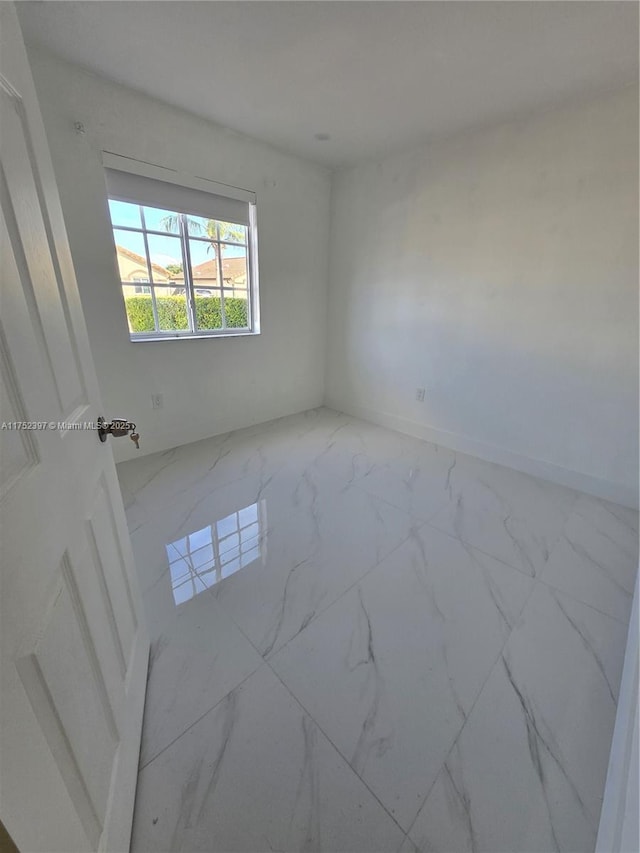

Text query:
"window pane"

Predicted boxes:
[[113, 229, 150, 282], [154, 285, 189, 332], [108, 199, 141, 229], [216, 513, 237, 537], [221, 556, 242, 580], [241, 546, 260, 568], [142, 205, 180, 233], [221, 244, 247, 288], [164, 257, 185, 286], [241, 522, 259, 542], [218, 221, 247, 244], [238, 504, 258, 527], [191, 543, 214, 572], [167, 267, 185, 285], [222, 544, 241, 563], [122, 285, 154, 334], [188, 526, 211, 550], [146, 234, 183, 284], [186, 216, 218, 240], [168, 537, 188, 558], [225, 303, 248, 328], [221, 244, 248, 328], [219, 530, 240, 553], [189, 238, 217, 278], [189, 239, 221, 331], [194, 289, 223, 331], [188, 219, 246, 244]]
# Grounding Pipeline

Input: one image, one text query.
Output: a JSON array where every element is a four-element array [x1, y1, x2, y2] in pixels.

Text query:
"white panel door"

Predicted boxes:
[[0, 5, 149, 851]]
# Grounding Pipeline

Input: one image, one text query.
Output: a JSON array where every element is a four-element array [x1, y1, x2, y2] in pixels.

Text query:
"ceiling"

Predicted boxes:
[[18, 1, 639, 168]]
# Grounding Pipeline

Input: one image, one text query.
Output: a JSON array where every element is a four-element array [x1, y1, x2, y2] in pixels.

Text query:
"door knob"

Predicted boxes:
[[97, 417, 140, 449]]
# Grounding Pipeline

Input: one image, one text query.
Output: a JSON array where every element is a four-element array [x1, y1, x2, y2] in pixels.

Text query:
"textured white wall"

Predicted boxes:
[[28, 48, 331, 462], [326, 88, 639, 506]]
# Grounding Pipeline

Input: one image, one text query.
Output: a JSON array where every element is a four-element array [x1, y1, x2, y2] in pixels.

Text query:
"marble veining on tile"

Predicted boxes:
[[118, 407, 637, 853], [270, 524, 534, 831], [210, 485, 418, 659], [138, 592, 263, 768], [132, 665, 406, 853], [541, 492, 639, 623], [408, 583, 629, 853]]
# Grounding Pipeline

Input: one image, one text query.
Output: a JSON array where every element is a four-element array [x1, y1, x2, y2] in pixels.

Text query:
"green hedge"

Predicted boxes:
[[124, 295, 248, 333]]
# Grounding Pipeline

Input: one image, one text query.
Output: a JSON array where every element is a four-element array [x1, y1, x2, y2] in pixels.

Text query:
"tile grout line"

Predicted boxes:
[[413, 477, 583, 586], [137, 662, 262, 772], [124, 411, 633, 850], [134, 545, 537, 847], [396, 483, 587, 844], [263, 655, 413, 842], [135, 447, 567, 777], [535, 575, 634, 626], [401, 573, 541, 850], [134, 453, 365, 769], [176, 486, 423, 664], [262, 512, 421, 661], [151, 529, 419, 836], [418, 517, 539, 579], [349, 473, 449, 525]]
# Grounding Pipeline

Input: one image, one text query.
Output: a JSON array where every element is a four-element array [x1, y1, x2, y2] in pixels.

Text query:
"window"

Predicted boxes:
[[104, 163, 259, 340], [165, 500, 267, 605], [132, 275, 151, 295]]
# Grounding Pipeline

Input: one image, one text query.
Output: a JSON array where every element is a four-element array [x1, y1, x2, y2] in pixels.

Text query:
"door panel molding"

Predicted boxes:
[[1, 6, 149, 850]]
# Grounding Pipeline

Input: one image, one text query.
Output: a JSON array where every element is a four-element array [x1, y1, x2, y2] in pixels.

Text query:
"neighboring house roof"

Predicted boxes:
[[191, 257, 247, 283], [115, 245, 173, 280], [116, 244, 246, 285]]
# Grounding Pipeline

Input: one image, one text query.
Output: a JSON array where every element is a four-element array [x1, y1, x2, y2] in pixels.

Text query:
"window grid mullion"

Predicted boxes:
[[184, 533, 199, 599], [215, 240, 227, 330], [246, 206, 255, 332], [179, 214, 197, 333], [110, 198, 256, 339], [232, 511, 243, 568], [139, 207, 160, 333], [113, 224, 246, 249], [211, 522, 223, 585], [189, 235, 247, 248]]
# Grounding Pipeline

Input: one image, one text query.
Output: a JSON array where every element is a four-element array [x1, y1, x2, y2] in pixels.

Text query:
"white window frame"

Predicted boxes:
[[102, 152, 260, 342]]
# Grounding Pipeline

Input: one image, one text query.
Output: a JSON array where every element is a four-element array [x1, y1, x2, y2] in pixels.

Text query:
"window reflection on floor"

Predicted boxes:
[[165, 500, 267, 606]]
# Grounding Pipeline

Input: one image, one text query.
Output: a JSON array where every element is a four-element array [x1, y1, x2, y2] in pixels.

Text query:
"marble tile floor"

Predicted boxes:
[[117, 407, 638, 853]]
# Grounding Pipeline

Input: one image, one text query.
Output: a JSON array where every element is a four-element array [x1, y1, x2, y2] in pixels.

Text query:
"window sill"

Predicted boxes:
[[129, 330, 260, 342]]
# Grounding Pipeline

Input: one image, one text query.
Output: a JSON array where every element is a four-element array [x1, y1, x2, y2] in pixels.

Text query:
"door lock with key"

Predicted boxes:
[[97, 417, 140, 449]]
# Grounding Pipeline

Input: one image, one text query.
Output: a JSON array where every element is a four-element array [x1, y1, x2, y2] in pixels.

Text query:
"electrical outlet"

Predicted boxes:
[[151, 393, 163, 409], [416, 387, 426, 402]]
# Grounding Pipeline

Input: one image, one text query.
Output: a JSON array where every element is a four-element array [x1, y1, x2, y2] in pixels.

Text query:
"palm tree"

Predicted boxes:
[[161, 214, 244, 248], [161, 214, 245, 298]]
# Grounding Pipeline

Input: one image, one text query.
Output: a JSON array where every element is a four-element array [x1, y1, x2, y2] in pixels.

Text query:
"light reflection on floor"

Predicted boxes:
[[120, 409, 638, 852], [165, 500, 267, 605]]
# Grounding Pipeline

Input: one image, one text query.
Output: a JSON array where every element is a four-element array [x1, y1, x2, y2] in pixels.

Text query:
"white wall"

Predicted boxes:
[[326, 87, 639, 507], [27, 48, 331, 462], [26, 48, 639, 504]]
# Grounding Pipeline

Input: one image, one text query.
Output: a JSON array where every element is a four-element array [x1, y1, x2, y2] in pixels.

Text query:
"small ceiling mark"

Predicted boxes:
[[314, 133, 331, 142]]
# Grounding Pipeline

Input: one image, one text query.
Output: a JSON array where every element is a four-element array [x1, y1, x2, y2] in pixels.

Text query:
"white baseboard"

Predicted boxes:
[[112, 400, 325, 464], [596, 576, 639, 853], [326, 398, 639, 510]]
